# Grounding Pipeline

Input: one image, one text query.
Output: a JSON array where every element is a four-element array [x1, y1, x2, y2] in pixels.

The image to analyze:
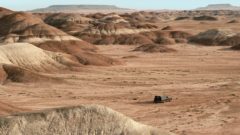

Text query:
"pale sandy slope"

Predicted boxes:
[[0, 43, 80, 72], [0, 105, 174, 135]]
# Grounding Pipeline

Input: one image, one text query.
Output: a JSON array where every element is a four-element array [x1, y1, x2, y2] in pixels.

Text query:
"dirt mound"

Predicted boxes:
[[162, 26, 174, 30], [220, 34, 240, 46], [0, 7, 13, 18], [169, 30, 192, 39], [36, 40, 97, 52], [0, 64, 62, 83], [90, 22, 132, 35], [189, 29, 234, 45], [231, 44, 240, 50], [0, 7, 12, 13], [0, 65, 7, 83], [68, 12, 159, 44], [193, 15, 218, 21], [0, 105, 174, 135], [127, 12, 146, 22], [0, 12, 79, 43], [78, 33, 154, 45], [155, 37, 176, 45], [227, 20, 239, 23], [142, 30, 192, 45], [133, 44, 177, 53], [122, 12, 160, 23], [86, 13, 106, 19], [45, 13, 92, 25], [175, 38, 188, 43], [81, 20, 154, 36], [44, 13, 93, 35], [100, 14, 128, 23], [80, 30, 192, 45], [130, 22, 158, 29], [76, 12, 157, 37], [0, 43, 81, 72], [95, 35, 116, 45], [36, 40, 120, 66], [115, 34, 154, 45], [76, 33, 102, 44], [175, 16, 190, 20]]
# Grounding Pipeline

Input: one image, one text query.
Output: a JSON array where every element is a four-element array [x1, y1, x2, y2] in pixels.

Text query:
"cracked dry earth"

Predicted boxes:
[[0, 44, 240, 135]]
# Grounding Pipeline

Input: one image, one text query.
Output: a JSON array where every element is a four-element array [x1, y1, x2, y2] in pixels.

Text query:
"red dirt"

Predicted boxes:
[[36, 40, 121, 66], [0, 100, 26, 116], [1, 64, 62, 83], [0, 7, 13, 18], [0, 12, 75, 43]]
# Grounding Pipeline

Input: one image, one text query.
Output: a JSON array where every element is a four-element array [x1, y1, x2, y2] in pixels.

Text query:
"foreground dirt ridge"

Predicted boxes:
[[0, 105, 174, 135]]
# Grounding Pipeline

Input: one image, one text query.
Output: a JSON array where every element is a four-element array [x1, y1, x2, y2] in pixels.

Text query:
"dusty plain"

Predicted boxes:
[[0, 9, 240, 135], [0, 44, 240, 135]]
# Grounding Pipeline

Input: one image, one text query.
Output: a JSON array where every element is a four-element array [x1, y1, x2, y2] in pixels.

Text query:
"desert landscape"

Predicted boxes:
[[0, 2, 240, 135]]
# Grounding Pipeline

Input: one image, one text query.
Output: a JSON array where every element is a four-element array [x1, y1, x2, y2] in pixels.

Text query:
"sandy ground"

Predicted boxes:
[[0, 44, 240, 135]]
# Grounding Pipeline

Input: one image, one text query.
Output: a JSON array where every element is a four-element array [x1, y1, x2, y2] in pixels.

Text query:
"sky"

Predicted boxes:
[[1, 0, 240, 11]]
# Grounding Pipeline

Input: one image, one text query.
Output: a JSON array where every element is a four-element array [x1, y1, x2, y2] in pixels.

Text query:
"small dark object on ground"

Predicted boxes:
[[154, 96, 172, 103]]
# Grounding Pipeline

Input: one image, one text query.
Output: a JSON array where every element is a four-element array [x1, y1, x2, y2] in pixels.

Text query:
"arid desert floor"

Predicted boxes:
[[0, 44, 239, 135]]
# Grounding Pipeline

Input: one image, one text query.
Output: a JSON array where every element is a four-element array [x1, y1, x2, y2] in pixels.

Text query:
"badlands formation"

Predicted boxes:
[[0, 5, 240, 135], [0, 12, 79, 43], [0, 105, 173, 135]]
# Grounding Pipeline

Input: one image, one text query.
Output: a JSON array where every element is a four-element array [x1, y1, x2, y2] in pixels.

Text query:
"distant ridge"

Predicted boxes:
[[48, 5, 120, 9], [196, 4, 240, 10], [30, 5, 134, 13]]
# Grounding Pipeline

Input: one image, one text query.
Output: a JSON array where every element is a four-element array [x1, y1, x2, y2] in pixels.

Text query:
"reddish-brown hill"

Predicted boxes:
[[0, 7, 13, 18], [36, 40, 121, 66], [0, 12, 78, 43]]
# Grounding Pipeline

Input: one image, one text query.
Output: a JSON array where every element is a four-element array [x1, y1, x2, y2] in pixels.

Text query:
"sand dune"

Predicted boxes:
[[0, 105, 174, 135]]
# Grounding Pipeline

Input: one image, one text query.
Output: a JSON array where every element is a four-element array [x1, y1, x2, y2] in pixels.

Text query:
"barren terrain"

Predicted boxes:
[[0, 44, 239, 135], [1, 6, 240, 134]]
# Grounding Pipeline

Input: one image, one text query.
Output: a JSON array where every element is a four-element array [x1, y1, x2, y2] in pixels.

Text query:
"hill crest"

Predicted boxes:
[[196, 4, 240, 10], [30, 5, 133, 13]]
